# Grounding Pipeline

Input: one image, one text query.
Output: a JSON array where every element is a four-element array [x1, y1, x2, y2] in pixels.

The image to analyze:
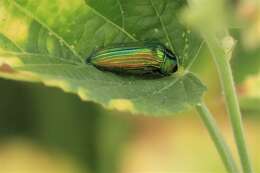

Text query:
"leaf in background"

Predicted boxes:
[[231, 34, 260, 84], [240, 97, 260, 115], [237, 74, 260, 114], [231, 1, 260, 84], [0, 0, 206, 116]]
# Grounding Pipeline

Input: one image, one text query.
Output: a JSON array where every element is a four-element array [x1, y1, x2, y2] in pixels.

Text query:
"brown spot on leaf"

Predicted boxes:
[[0, 63, 15, 73]]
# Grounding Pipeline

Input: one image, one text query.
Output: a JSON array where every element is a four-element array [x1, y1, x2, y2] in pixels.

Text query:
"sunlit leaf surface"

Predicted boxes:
[[0, 0, 206, 116]]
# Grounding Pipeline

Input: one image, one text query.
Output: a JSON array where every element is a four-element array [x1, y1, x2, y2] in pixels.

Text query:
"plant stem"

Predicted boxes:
[[196, 102, 239, 173], [203, 34, 253, 173]]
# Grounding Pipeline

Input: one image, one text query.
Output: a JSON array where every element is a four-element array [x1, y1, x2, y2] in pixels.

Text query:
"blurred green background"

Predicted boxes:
[[0, 43, 259, 173]]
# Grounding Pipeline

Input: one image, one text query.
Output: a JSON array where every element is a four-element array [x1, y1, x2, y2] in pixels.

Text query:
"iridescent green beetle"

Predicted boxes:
[[86, 43, 178, 76]]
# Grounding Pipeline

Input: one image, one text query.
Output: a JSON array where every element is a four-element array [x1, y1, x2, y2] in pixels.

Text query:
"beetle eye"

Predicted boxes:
[[164, 48, 176, 60], [172, 63, 178, 72]]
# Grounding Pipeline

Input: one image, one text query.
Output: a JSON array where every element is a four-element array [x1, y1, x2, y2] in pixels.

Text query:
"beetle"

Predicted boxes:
[[86, 43, 178, 76]]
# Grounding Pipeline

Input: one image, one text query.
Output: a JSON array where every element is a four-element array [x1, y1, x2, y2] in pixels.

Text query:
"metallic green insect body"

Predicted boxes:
[[86, 43, 178, 76]]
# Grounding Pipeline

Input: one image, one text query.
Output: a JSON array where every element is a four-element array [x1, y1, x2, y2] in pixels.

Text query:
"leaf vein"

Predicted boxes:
[[184, 41, 204, 73], [84, 3, 138, 41], [116, 0, 125, 29], [149, 0, 175, 53], [10, 0, 84, 63]]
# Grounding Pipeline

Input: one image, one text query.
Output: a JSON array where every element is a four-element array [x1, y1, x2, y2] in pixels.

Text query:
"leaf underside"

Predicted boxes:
[[0, 0, 206, 116]]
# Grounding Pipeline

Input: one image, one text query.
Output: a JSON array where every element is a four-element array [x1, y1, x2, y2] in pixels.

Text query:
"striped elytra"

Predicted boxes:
[[86, 43, 178, 76]]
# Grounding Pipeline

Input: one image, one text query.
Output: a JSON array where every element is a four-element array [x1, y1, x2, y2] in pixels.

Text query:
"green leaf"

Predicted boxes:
[[0, 0, 206, 116]]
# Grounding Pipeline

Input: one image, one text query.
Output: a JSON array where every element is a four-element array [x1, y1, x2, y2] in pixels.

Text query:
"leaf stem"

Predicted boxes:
[[196, 102, 240, 173], [203, 34, 254, 173]]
